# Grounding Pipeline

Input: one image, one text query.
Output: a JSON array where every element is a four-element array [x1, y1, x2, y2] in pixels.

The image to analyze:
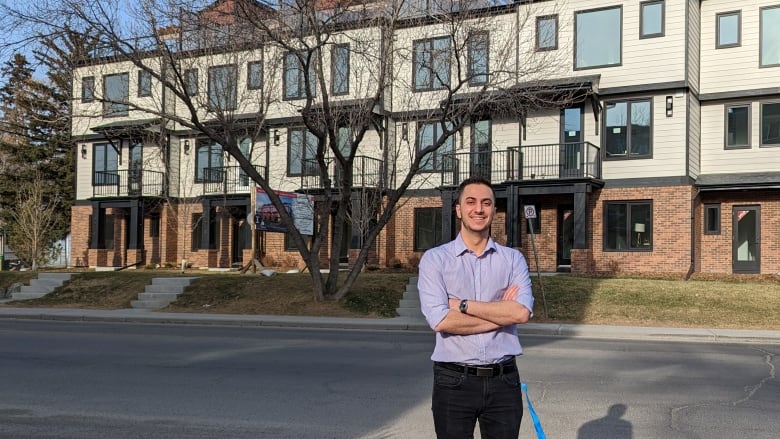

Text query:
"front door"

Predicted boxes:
[[128, 140, 143, 196], [470, 119, 492, 180], [560, 107, 583, 178], [732, 206, 760, 273], [557, 206, 574, 269]]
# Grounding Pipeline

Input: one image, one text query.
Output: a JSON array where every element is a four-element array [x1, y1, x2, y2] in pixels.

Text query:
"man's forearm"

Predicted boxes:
[[466, 300, 531, 326], [434, 310, 502, 335]]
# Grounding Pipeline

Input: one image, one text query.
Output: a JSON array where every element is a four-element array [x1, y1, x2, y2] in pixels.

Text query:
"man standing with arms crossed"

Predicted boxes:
[[418, 176, 534, 439]]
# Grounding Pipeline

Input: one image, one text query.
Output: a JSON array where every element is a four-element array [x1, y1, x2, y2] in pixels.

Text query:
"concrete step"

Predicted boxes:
[[19, 285, 51, 294], [398, 298, 420, 308], [37, 273, 75, 282], [11, 273, 77, 301], [11, 292, 49, 300], [151, 277, 198, 286], [29, 279, 66, 289], [131, 299, 174, 309], [137, 292, 181, 301], [131, 277, 198, 310], [144, 284, 186, 294]]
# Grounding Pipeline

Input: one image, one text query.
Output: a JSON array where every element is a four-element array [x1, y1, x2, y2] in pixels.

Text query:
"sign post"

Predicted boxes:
[[523, 205, 548, 318]]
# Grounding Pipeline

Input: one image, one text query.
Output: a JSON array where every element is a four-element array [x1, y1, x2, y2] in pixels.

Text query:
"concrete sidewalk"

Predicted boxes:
[[1, 306, 779, 344]]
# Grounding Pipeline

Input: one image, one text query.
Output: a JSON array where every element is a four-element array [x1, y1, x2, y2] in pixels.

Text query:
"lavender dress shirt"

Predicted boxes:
[[418, 234, 534, 365]]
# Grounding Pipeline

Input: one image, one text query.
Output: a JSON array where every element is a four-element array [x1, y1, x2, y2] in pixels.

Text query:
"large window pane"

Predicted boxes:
[[331, 44, 350, 94], [468, 32, 489, 85], [184, 69, 198, 96], [605, 102, 627, 157], [640, 1, 664, 38], [761, 7, 780, 66], [82, 76, 95, 102], [247, 61, 263, 90], [630, 101, 651, 156], [717, 12, 740, 48], [196, 141, 223, 182], [417, 121, 453, 172], [604, 201, 652, 251], [103, 73, 129, 116], [761, 102, 780, 146], [413, 37, 450, 90], [288, 128, 318, 176], [726, 105, 750, 148], [414, 207, 442, 251], [138, 70, 152, 97], [575, 6, 622, 69], [605, 99, 652, 159], [92, 143, 118, 186], [208, 65, 237, 111], [537, 15, 558, 50]]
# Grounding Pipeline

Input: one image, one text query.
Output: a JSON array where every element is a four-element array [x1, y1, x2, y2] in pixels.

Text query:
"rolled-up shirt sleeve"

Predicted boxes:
[[510, 251, 534, 318], [417, 249, 451, 330]]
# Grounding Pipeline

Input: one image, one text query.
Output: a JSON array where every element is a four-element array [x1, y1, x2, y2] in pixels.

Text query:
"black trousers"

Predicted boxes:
[[432, 361, 523, 439]]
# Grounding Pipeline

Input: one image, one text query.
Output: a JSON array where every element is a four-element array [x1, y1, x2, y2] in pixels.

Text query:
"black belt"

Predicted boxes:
[[435, 359, 516, 377]]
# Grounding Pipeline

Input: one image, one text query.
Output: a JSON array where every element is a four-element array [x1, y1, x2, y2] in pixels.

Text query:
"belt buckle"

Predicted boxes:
[[474, 366, 494, 377]]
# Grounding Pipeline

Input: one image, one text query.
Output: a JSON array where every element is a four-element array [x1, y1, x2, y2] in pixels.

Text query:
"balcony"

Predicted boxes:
[[441, 142, 601, 186], [202, 165, 266, 195], [300, 156, 384, 190], [93, 169, 165, 198]]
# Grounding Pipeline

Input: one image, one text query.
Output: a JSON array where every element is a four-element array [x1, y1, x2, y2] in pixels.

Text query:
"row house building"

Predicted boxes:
[[70, 0, 780, 275]]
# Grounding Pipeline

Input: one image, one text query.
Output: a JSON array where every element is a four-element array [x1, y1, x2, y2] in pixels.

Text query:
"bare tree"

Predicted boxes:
[[0, 0, 578, 300], [8, 173, 62, 270]]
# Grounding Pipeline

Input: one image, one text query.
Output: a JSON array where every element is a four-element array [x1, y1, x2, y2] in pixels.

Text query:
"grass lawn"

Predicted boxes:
[[2, 270, 779, 329]]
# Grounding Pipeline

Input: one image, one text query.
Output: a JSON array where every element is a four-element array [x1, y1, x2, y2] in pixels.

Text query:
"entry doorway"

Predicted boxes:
[[557, 206, 574, 270], [732, 205, 760, 273]]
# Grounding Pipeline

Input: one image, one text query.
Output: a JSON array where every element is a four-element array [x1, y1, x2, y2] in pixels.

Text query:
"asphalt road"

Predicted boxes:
[[0, 320, 777, 438]]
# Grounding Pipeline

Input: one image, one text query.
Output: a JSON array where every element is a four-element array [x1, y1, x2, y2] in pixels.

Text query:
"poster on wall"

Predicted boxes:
[[255, 188, 315, 235]]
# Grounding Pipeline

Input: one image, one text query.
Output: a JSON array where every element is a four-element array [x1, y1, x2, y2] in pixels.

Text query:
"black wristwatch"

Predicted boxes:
[[459, 299, 469, 314]]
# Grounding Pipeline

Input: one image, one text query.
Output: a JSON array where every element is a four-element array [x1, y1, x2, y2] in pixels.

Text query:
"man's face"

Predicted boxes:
[[455, 183, 495, 235]]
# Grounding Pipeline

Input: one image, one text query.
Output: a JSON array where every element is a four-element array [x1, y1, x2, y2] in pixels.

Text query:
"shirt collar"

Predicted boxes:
[[451, 233, 497, 256]]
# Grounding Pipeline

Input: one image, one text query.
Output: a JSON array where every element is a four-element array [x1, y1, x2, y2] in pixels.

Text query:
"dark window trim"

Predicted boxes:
[[137, 70, 152, 97], [412, 36, 451, 91], [759, 100, 780, 147], [603, 200, 653, 252], [716, 10, 741, 49], [82, 76, 95, 103], [102, 72, 129, 118], [91, 143, 118, 186], [286, 127, 318, 177], [603, 97, 654, 160], [207, 63, 238, 111], [247, 61, 263, 90], [535, 14, 559, 51], [467, 31, 489, 86], [724, 103, 751, 149], [574, 5, 623, 71], [704, 203, 721, 235], [331, 43, 350, 95], [639, 0, 665, 39], [413, 207, 443, 252], [760, 5, 780, 68], [283, 51, 317, 100], [184, 68, 199, 96], [149, 214, 160, 238], [194, 141, 224, 183], [416, 120, 455, 173]]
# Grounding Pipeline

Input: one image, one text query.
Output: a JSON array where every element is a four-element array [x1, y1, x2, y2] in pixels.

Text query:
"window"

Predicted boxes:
[[184, 69, 198, 96], [725, 104, 750, 149], [470, 118, 491, 179], [103, 73, 129, 117], [604, 99, 652, 159], [575, 6, 622, 69], [331, 44, 350, 95], [414, 207, 442, 251], [761, 6, 780, 67], [761, 102, 780, 146], [138, 70, 152, 97], [640, 1, 664, 38], [285, 233, 312, 251], [82, 76, 95, 102], [536, 15, 558, 50], [149, 214, 160, 238], [704, 204, 721, 235], [525, 204, 541, 234], [195, 140, 223, 182], [208, 64, 237, 111], [92, 143, 118, 186], [98, 213, 115, 250], [604, 201, 652, 251], [417, 121, 454, 172], [413, 37, 451, 91], [247, 61, 263, 90], [288, 127, 318, 176], [191, 212, 219, 251], [467, 32, 489, 85], [238, 137, 252, 186], [716, 11, 740, 48], [284, 52, 316, 99]]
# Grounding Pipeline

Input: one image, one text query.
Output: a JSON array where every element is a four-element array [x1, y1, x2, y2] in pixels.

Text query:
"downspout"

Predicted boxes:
[[685, 186, 700, 280]]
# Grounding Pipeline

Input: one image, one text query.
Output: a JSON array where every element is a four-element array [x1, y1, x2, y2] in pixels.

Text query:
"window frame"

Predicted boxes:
[[760, 101, 780, 147], [536, 15, 558, 51], [416, 120, 455, 173], [287, 127, 319, 177], [603, 98, 654, 160], [716, 11, 741, 49], [467, 32, 489, 86], [760, 6, 780, 67], [191, 212, 220, 251], [138, 70, 152, 97], [413, 207, 443, 252], [283, 52, 317, 100], [194, 140, 224, 183], [184, 68, 199, 96], [331, 43, 350, 95], [574, 5, 623, 70], [92, 143, 119, 186], [413, 36, 451, 91], [102, 72, 129, 117], [207, 64, 238, 111], [149, 214, 160, 238], [603, 200, 653, 252], [704, 203, 721, 235], [247, 61, 263, 90], [640, 0, 665, 39], [724, 103, 751, 149], [82, 76, 95, 102]]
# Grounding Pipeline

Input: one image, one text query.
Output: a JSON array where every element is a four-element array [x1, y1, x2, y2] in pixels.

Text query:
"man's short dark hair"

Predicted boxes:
[[455, 176, 495, 205]]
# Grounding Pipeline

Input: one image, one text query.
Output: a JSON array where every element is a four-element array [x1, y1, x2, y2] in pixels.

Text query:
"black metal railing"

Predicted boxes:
[[93, 169, 165, 197], [300, 156, 384, 190], [441, 142, 601, 186], [202, 165, 266, 194]]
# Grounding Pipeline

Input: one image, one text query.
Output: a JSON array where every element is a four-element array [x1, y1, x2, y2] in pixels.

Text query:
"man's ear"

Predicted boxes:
[[455, 204, 462, 219]]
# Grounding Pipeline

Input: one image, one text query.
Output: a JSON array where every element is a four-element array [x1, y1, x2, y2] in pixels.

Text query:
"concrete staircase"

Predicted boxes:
[[11, 273, 76, 300], [396, 276, 425, 321], [130, 277, 198, 310]]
